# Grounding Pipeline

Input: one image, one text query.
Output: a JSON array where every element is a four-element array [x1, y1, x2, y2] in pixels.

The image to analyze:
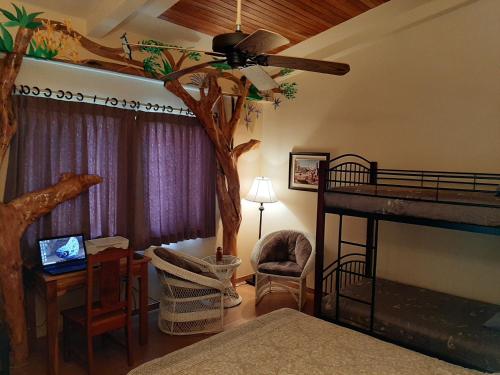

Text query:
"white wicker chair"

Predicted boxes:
[[250, 230, 315, 311], [145, 247, 225, 335]]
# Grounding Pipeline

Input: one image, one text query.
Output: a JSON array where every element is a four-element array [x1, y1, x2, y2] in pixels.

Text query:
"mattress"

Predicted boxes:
[[322, 278, 500, 372], [128, 308, 492, 375], [324, 185, 500, 228]]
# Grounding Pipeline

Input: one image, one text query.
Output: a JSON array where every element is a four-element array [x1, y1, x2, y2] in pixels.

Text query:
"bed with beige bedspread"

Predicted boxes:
[[129, 308, 495, 375]]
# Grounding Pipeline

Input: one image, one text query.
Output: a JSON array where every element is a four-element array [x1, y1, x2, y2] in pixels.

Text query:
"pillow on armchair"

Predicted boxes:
[[154, 247, 218, 279], [154, 247, 203, 273], [258, 231, 312, 272]]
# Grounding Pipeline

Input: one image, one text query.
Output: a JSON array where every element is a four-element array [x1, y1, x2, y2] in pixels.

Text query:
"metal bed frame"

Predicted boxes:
[[314, 153, 500, 333]]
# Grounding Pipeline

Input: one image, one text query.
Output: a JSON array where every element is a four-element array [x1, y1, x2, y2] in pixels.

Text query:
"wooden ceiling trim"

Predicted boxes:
[[308, 0, 358, 23], [215, 0, 313, 41], [175, 2, 234, 29], [260, 0, 338, 30], [162, 9, 230, 36], [359, 0, 387, 7], [276, 0, 345, 25], [241, 0, 321, 36], [208, 0, 308, 40], [322, 0, 366, 19], [160, 0, 390, 50]]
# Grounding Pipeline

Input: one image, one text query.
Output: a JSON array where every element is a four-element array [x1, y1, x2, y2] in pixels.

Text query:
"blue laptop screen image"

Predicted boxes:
[[39, 235, 86, 266]]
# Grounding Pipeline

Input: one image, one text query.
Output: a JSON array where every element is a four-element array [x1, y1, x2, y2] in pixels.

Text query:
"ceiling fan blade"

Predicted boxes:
[[240, 65, 279, 91], [234, 29, 290, 55], [257, 54, 350, 76], [164, 60, 227, 81]]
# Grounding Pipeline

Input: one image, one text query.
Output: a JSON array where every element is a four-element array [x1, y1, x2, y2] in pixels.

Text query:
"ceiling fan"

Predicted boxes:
[[127, 0, 350, 91]]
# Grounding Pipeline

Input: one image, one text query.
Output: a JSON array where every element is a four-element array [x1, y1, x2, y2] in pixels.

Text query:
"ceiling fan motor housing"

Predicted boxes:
[[212, 31, 249, 68]]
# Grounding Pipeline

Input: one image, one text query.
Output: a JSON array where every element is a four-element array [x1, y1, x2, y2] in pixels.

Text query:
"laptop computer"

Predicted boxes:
[[38, 234, 88, 275]]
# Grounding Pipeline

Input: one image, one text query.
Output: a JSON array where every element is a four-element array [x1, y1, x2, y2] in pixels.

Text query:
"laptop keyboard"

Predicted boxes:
[[46, 262, 87, 275]]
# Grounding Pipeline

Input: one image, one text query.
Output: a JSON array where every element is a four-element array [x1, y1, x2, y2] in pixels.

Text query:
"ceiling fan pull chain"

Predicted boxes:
[[236, 0, 242, 31]]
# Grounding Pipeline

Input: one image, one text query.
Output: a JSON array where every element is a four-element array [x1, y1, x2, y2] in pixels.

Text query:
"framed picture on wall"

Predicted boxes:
[[288, 152, 330, 192]]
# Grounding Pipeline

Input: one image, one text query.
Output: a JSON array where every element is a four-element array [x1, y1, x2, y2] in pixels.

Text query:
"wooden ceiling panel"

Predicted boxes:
[[160, 0, 389, 48]]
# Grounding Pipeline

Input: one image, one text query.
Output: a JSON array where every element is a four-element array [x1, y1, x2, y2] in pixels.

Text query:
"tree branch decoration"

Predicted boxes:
[[0, 3, 299, 363], [0, 4, 102, 364]]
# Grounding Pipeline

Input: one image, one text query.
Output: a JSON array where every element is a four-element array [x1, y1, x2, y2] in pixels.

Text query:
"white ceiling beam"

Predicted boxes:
[[139, 0, 181, 17], [86, 0, 181, 38]]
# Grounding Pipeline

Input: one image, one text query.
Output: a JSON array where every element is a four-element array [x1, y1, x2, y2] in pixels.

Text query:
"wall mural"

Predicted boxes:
[[0, 4, 298, 108], [0, 3, 301, 364]]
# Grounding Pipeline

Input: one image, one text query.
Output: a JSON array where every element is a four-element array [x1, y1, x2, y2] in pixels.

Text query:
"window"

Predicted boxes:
[[6, 96, 215, 257]]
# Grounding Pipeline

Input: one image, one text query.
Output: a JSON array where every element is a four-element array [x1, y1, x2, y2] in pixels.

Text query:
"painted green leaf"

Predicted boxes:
[[47, 50, 58, 59], [187, 51, 201, 61], [211, 61, 232, 71], [26, 21, 42, 29], [19, 14, 28, 27], [0, 37, 7, 52], [26, 11, 43, 24], [143, 55, 160, 77], [247, 85, 263, 101], [139, 39, 164, 56], [0, 8, 17, 22], [3, 20, 18, 27], [0, 23, 13, 52], [279, 68, 294, 76], [28, 40, 45, 58], [21, 6, 28, 18], [279, 82, 298, 100], [160, 59, 173, 76], [12, 4, 23, 20]]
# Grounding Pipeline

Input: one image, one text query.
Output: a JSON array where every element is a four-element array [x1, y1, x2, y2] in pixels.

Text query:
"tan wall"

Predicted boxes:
[[253, 0, 500, 304]]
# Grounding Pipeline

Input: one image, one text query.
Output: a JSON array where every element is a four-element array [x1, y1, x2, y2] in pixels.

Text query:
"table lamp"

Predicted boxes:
[[245, 176, 278, 239]]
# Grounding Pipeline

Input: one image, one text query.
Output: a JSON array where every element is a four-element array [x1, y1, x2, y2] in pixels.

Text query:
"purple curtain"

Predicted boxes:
[[133, 112, 216, 246], [6, 96, 215, 259]]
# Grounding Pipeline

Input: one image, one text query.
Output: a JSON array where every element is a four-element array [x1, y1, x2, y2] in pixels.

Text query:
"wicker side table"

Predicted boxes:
[[203, 255, 242, 308]]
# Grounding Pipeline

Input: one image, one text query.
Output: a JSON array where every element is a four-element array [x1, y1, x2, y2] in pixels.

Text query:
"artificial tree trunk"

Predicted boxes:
[[0, 26, 103, 364], [0, 173, 102, 364], [166, 73, 260, 255]]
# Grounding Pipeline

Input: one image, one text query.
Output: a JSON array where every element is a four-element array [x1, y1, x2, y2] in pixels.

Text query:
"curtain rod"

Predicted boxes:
[[12, 84, 196, 117]]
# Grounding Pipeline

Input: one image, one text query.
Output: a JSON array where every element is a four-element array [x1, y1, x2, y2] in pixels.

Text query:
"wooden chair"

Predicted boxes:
[[61, 247, 134, 374]]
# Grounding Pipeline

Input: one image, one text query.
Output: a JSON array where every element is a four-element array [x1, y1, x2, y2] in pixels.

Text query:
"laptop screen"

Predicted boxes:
[[38, 234, 87, 266]]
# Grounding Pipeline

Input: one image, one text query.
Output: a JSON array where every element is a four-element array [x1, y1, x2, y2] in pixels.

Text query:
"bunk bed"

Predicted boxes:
[[314, 154, 500, 372]]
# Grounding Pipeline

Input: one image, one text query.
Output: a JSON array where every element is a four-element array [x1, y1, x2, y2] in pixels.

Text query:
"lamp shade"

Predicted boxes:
[[245, 177, 278, 204]]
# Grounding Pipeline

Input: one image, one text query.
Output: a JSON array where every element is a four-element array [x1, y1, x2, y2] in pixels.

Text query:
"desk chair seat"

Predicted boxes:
[[61, 247, 134, 375], [251, 230, 315, 311], [62, 306, 128, 336]]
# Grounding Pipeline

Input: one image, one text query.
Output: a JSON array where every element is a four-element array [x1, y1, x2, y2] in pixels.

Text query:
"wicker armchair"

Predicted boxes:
[[250, 230, 315, 311], [145, 247, 225, 335]]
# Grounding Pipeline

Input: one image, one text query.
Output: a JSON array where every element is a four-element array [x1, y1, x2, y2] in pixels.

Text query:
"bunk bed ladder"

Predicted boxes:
[[335, 215, 379, 331]]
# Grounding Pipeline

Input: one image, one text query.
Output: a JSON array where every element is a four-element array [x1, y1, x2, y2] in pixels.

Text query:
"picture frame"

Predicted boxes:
[[288, 152, 330, 192]]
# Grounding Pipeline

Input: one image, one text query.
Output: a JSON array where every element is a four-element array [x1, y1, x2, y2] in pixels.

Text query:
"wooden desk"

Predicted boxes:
[[24, 255, 150, 375]]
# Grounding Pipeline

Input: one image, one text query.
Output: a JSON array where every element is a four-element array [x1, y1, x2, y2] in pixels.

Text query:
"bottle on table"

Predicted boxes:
[[216, 246, 223, 264]]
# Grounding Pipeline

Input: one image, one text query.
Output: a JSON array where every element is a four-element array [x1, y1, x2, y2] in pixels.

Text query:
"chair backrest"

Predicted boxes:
[[257, 230, 313, 269], [86, 247, 133, 325]]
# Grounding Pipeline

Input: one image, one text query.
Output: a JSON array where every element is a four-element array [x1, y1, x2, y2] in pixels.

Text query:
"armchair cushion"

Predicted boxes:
[[258, 231, 312, 270], [153, 248, 218, 279], [154, 248, 202, 272], [258, 261, 303, 277]]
